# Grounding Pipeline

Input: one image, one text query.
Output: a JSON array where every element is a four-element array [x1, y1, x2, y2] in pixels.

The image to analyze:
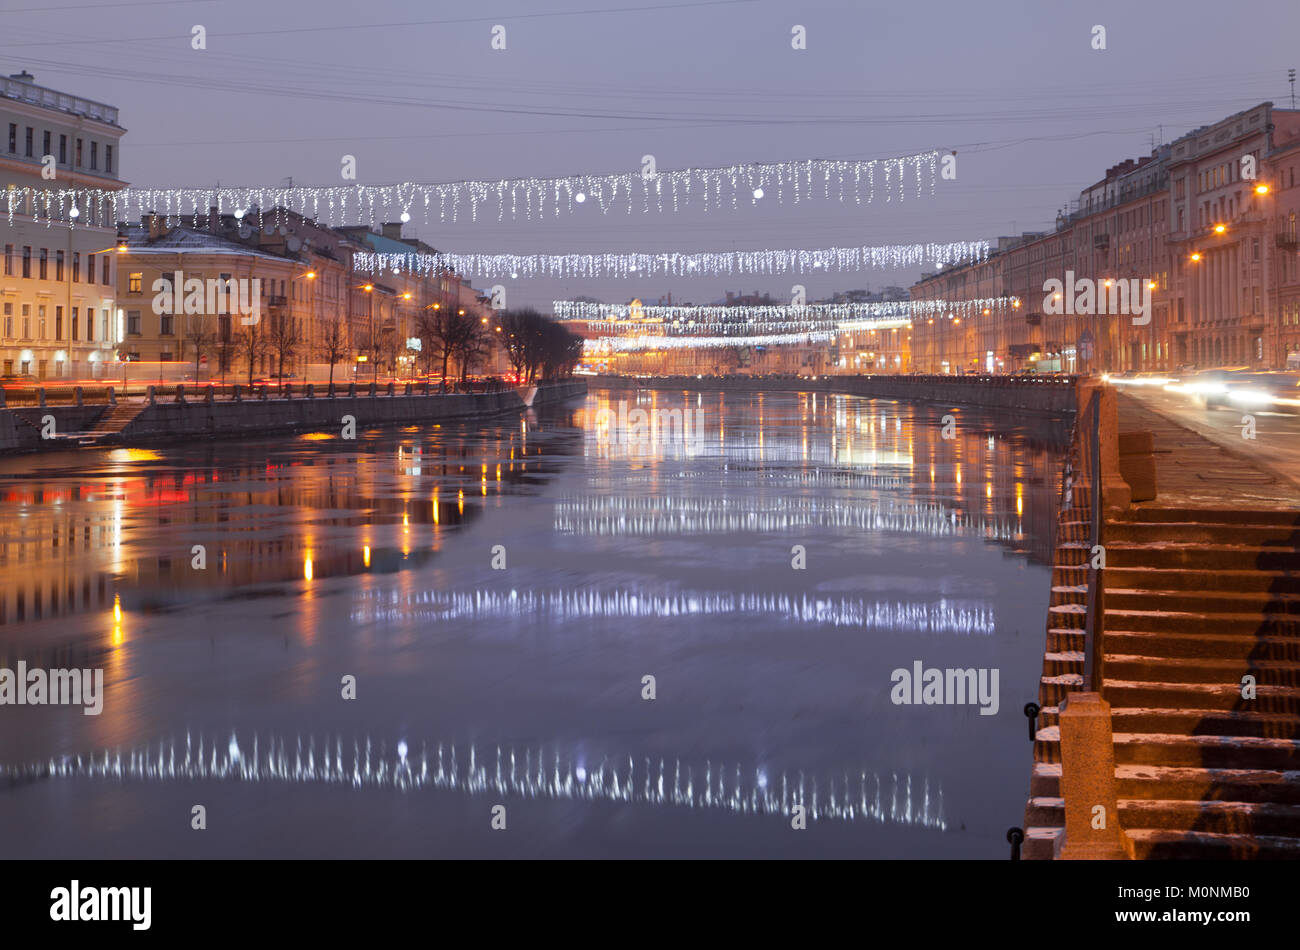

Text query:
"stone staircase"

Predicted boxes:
[[75, 402, 146, 444], [1024, 506, 1300, 859]]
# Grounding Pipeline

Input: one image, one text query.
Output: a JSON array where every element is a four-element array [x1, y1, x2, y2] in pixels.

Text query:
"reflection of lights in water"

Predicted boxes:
[[5, 732, 944, 830], [355, 588, 994, 635], [363, 545, 371, 568], [113, 594, 122, 624], [304, 556, 313, 581], [553, 495, 1024, 542]]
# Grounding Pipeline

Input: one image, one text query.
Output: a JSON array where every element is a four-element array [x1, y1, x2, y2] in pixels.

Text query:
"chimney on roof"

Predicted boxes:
[[381, 222, 403, 241], [208, 206, 221, 234], [142, 213, 165, 242], [8, 70, 34, 83]]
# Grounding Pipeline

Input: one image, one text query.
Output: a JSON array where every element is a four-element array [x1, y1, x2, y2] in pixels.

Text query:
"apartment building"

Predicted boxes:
[[912, 102, 1300, 374], [0, 70, 125, 379]]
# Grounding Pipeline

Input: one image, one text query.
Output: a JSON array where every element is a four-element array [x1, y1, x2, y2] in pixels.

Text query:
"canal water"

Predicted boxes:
[[0, 388, 1065, 858]]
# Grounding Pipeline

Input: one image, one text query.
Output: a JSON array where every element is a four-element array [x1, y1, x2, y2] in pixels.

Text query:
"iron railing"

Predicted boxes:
[[1081, 389, 1105, 693]]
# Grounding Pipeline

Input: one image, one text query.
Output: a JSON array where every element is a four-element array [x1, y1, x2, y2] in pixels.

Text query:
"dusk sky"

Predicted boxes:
[[4, 0, 1297, 307]]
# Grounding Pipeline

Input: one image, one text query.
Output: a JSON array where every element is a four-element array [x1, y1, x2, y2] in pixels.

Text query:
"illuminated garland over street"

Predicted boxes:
[[582, 317, 910, 335], [908, 296, 1021, 318], [591, 330, 841, 351], [10, 150, 941, 228], [562, 297, 1022, 350], [353, 240, 989, 280], [554, 300, 915, 323]]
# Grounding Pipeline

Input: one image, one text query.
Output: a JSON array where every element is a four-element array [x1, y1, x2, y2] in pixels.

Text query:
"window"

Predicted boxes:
[[21, 246, 31, 278], [89, 141, 97, 170], [72, 253, 80, 282], [126, 311, 141, 335], [42, 130, 50, 158], [1253, 238, 1261, 261], [160, 314, 173, 335], [129, 272, 142, 293], [55, 250, 64, 281], [71, 307, 78, 341], [105, 145, 113, 175], [100, 309, 108, 342], [55, 306, 62, 340], [24, 126, 32, 157], [87, 253, 95, 284], [58, 134, 66, 164], [3, 244, 11, 276], [159, 352, 173, 362], [75, 138, 82, 167], [38, 248, 47, 280], [6, 123, 14, 153], [101, 255, 109, 285]]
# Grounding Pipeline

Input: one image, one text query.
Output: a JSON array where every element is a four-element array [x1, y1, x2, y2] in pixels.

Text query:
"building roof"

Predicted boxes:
[[121, 224, 299, 264], [0, 70, 121, 128]]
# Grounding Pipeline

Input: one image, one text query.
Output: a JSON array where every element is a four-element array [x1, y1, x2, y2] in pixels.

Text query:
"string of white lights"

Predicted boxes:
[[581, 317, 910, 335], [353, 239, 989, 280], [554, 300, 915, 323], [10, 150, 942, 228], [590, 330, 842, 351], [562, 298, 1022, 350], [8, 730, 946, 829], [909, 297, 1021, 318]]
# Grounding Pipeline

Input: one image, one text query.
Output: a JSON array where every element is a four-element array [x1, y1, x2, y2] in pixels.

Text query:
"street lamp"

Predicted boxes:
[[293, 268, 317, 380]]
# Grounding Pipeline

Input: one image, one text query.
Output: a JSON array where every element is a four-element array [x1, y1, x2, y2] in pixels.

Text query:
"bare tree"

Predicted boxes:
[[377, 328, 402, 380], [216, 315, 238, 384], [182, 313, 216, 379], [267, 313, 302, 391], [455, 320, 491, 382], [317, 316, 349, 387], [499, 308, 583, 382], [416, 307, 478, 391], [235, 318, 270, 387]]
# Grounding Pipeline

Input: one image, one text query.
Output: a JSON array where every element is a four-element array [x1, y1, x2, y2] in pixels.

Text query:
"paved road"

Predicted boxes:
[[1118, 383, 1300, 497]]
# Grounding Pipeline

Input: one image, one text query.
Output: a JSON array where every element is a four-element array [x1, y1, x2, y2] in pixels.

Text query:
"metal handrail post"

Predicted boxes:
[[1082, 391, 1105, 693]]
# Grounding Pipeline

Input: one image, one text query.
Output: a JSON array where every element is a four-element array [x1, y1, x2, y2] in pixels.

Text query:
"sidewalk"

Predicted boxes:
[[1118, 392, 1300, 509]]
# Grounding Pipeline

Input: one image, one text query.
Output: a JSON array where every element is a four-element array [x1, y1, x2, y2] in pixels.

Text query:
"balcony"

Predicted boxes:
[[1093, 234, 1110, 249], [1278, 232, 1299, 250], [0, 75, 120, 127], [264, 294, 288, 308]]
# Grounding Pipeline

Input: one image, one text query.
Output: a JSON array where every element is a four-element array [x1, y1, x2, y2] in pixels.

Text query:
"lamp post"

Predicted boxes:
[[363, 283, 376, 381]]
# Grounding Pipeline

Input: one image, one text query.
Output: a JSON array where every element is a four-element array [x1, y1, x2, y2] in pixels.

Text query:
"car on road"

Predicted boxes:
[[1181, 368, 1300, 413]]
